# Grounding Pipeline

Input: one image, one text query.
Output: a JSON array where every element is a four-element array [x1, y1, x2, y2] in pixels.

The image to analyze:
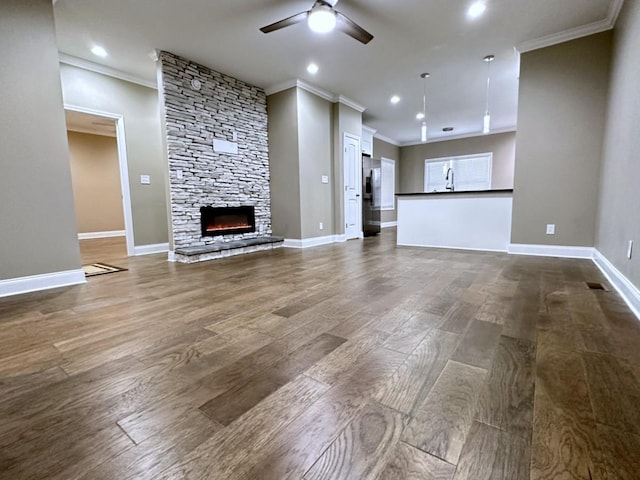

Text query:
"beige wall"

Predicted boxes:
[[332, 103, 363, 234], [298, 90, 333, 238], [511, 32, 612, 246], [267, 88, 302, 239], [60, 65, 168, 246], [399, 131, 516, 193], [0, 0, 81, 280], [67, 131, 124, 234], [596, 2, 640, 288], [373, 137, 401, 224]]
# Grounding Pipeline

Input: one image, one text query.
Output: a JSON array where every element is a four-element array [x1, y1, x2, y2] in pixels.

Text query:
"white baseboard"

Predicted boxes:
[[167, 250, 176, 262], [134, 243, 169, 256], [398, 242, 507, 253], [78, 230, 126, 240], [593, 249, 640, 320], [283, 234, 349, 249], [0, 269, 86, 298], [508, 244, 595, 259], [381, 221, 398, 228]]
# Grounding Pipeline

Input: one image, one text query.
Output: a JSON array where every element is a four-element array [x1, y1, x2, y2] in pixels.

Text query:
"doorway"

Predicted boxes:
[[343, 133, 362, 240], [64, 106, 135, 260]]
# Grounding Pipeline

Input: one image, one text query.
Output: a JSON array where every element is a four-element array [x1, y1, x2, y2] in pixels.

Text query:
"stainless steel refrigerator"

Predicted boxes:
[[362, 155, 381, 236]]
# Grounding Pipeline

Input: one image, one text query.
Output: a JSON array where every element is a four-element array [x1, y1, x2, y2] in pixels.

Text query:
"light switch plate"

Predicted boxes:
[[546, 224, 555, 235], [140, 174, 151, 185], [321, 175, 329, 184]]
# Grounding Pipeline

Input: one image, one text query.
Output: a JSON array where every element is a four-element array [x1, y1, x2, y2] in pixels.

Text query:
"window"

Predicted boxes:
[[424, 152, 492, 192], [381, 157, 395, 210]]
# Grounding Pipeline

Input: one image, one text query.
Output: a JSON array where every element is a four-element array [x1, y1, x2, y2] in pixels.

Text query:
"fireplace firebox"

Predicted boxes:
[[200, 206, 255, 237]]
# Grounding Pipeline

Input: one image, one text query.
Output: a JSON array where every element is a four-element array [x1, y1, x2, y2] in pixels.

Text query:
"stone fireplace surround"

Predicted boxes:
[[159, 51, 282, 263]]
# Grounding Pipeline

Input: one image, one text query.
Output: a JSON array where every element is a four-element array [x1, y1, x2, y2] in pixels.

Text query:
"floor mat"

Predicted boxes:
[[82, 262, 128, 277]]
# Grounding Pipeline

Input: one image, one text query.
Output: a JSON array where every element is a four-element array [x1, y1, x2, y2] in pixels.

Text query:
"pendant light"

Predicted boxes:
[[483, 55, 495, 134], [420, 73, 429, 142]]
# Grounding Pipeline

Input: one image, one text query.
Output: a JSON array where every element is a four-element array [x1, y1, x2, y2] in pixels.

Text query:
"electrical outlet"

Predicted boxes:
[[628, 240, 633, 259], [140, 174, 151, 185], [546, 224, 556, 235], [176, 170, 183, 180], [319, 222, 324, 231]]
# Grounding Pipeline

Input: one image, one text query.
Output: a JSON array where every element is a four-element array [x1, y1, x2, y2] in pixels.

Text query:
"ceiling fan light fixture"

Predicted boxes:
[[308, 5, 337, 33]]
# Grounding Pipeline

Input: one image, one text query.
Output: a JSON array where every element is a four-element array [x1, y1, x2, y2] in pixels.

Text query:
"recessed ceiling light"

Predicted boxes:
[[307, 63, 319, 74], [467, 1, 486, 19], [91, 45, 108, 58], [390, 95, 400, 104], [416, 112, 425, 120]]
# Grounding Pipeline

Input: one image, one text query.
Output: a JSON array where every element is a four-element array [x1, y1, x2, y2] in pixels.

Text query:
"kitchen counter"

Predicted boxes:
[[396, 190, 513, 252], [396, 188, 513, 196]]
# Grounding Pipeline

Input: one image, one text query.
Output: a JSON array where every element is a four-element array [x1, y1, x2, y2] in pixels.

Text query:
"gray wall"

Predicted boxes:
[[267, 89, 302, 239], [596, 1, 640, 288], [399, 131, 516, 193], [373, 137, 401, 224], [0, 0, 81, 280], [511, 32, 612, 246], [298, 89, 333, 238], [60, 65, 168, 246]]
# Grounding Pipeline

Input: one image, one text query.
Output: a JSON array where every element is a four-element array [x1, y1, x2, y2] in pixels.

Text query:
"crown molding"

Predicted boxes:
[[337, 95, 366, 113], [362, 125, 377, 135], [517, 0, 624, 53], [266, 79, 365, 112], [400, 126, 517, 147], [373, 132, 401, 147], [58, 53, 157, 89]]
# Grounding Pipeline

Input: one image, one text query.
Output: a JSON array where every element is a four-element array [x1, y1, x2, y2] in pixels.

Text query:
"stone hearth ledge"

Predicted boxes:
[[174, 236, 284, 264]]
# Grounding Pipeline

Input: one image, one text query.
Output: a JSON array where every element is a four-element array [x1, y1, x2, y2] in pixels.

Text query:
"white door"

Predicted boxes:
[[343, 133, 362, 239]]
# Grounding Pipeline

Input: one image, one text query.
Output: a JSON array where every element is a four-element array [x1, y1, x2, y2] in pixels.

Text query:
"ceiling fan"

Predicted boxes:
[[260, 0, 373, 45]]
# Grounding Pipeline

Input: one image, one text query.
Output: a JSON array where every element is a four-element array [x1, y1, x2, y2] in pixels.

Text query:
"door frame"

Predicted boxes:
[[343, 132, 363, 240], [64, 104, 135, 256]]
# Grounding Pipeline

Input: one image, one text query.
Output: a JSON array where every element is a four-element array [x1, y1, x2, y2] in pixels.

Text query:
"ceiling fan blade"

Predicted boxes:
[[336, 11, 373, 44], [260, 11, 308, 34]]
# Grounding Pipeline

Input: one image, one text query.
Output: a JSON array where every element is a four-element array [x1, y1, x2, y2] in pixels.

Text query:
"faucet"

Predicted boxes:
[[445, 168, 455, 192]]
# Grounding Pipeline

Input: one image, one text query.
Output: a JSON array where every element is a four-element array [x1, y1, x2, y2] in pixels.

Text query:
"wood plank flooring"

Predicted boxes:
[[1, 230, 640, 479]]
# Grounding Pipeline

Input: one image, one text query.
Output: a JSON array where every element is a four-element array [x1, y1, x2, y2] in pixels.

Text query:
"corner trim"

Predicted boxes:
[[508, 244, 595, 259], [78, 230, 125, 240], [400, 127, 517, 147], [134, 243, 169, 256], [337, 95, 366, 113], [59, 53, 157, 89], [381, 221, 398, 228], [374, 132, 401, 147], [516, 0, 623, 53], [593, 250, 640, 321], [283, 235, 346, 249], [167, 250, 176, 262], [0, 269, 86, 298], [265, 79, 365, 112]]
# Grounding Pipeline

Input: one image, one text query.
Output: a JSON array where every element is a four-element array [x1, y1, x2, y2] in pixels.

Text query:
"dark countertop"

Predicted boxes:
[[397, 189, 513, 197]]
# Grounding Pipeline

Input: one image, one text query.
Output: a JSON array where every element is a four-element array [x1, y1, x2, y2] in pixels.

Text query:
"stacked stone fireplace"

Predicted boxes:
[[159, 51, 281, 263]]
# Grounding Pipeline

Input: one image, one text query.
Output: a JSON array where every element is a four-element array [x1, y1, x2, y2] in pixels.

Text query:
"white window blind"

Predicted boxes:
[[424, 153, 492, 193], [381, 158, 395, 210]]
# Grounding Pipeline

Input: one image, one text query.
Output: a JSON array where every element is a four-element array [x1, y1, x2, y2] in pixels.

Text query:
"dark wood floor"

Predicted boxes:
[[1, 230, 640, 479]]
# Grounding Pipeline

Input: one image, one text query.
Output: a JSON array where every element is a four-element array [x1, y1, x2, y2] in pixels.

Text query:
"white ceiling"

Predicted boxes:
[[65, 110, 116, 137], [53, 0, 621, 146]]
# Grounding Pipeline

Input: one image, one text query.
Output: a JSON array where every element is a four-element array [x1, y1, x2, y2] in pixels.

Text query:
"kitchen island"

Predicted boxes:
[[396, 189, 513, 252]]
